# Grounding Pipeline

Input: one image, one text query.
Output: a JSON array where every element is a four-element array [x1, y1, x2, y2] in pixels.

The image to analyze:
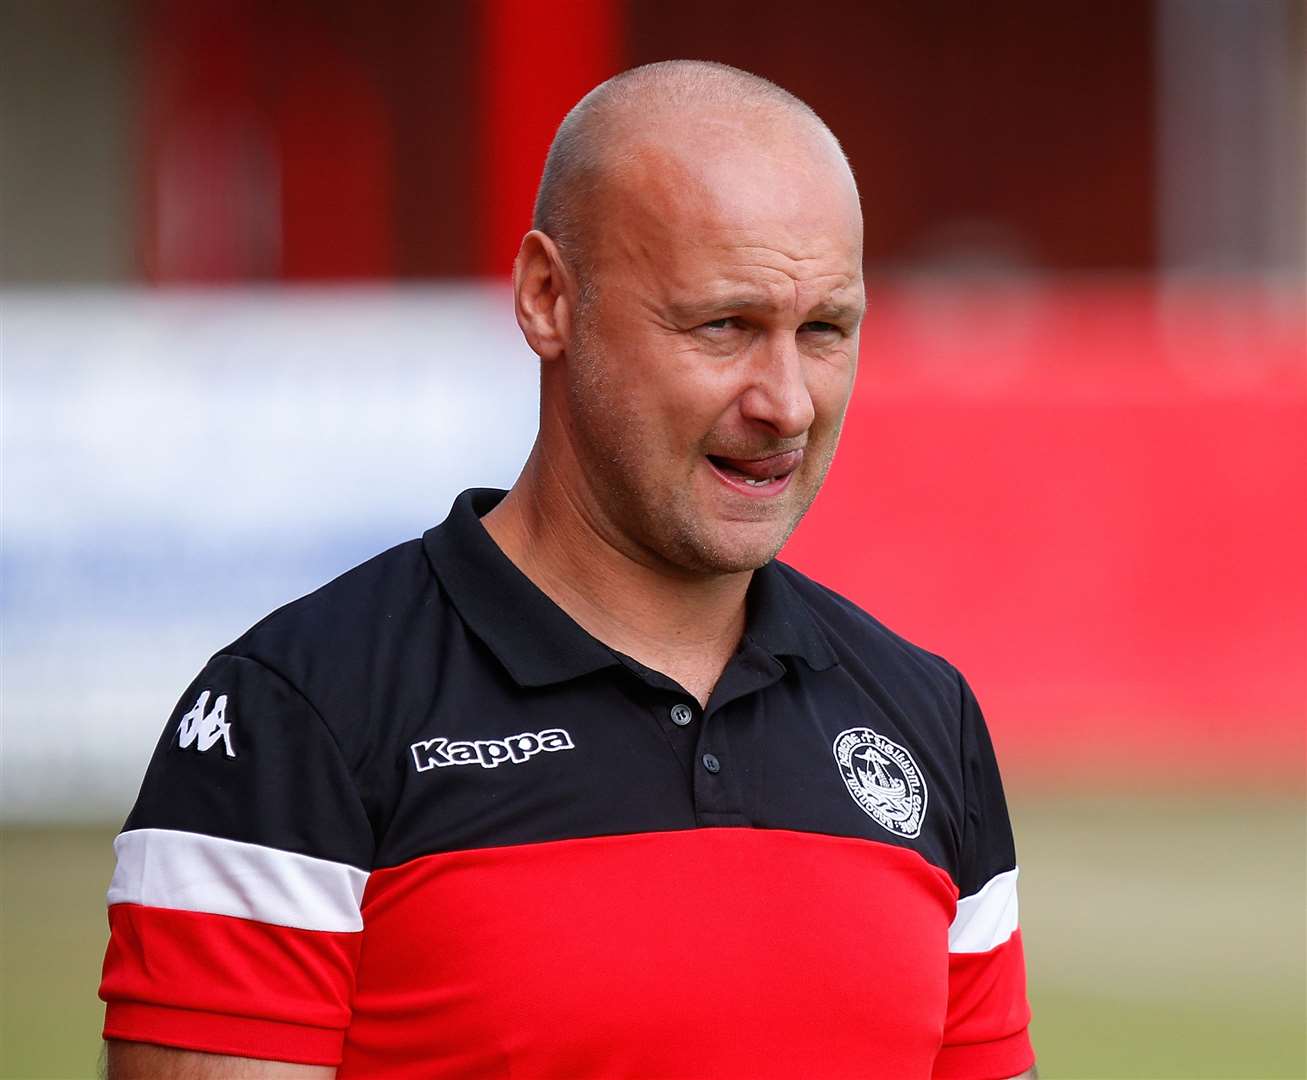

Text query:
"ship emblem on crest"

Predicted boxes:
[[833, 727, 927, 838]]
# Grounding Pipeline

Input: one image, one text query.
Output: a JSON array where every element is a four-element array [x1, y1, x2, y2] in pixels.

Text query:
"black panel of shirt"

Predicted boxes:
[[122, 488, 1017, 898]]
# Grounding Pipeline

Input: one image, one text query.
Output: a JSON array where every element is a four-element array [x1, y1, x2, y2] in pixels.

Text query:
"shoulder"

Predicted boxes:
[[768, 554, 967, 742], [232, 537, 436, 659], [772, 559, 963, 705], [215, 536, 447, 757]]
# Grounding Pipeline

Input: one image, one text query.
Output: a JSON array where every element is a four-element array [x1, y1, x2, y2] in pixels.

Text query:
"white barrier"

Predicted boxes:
[[2, 286, 540, 821]]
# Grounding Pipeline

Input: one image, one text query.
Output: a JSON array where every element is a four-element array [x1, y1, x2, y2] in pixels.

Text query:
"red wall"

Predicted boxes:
[[783, 282, 1307, 788], [629, 0, 1156, 271], [140, 1, 1158, 281]]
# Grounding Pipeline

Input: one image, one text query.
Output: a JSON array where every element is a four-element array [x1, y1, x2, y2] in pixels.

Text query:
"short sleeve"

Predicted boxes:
[[99, 653, 375, 1066], [933, 675, 1035, 1079]]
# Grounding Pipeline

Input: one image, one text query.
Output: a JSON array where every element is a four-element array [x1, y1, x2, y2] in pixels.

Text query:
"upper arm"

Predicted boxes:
[[935, 672, 1036, 1079], [107, 1040, 335, 1079], [99, 654, 374, 1068]]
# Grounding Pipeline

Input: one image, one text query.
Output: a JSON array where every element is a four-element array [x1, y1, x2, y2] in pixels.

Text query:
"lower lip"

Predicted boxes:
[[705, 457, 797, 498]]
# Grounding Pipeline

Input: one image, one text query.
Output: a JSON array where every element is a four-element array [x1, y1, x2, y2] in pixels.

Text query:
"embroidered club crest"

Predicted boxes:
[[833, 727, 927, 838]]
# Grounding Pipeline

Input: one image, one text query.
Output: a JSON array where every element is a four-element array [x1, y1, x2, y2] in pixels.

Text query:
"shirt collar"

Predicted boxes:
[[743, 554, 839, 673], [423, 487, 837, 688]]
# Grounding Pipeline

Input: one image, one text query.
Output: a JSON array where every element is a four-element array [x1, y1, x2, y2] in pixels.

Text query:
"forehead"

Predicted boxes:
[[592, 113, 863, 304]]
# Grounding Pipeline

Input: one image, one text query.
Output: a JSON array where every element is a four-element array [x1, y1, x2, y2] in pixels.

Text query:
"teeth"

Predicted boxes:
[[742, 475, 775, 486]]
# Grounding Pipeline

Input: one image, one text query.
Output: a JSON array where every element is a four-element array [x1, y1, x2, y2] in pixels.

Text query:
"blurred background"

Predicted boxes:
[[2, 1, 1304, 1077]]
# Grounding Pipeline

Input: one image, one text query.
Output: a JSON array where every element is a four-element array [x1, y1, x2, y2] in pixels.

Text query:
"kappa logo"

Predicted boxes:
[[833, 726, 927, 838], [177, 690, 236, 758], [410, 728, 575, 773]]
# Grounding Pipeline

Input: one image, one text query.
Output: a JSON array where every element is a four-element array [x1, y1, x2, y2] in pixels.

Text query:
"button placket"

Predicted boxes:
[[689, 700, 749, 827]]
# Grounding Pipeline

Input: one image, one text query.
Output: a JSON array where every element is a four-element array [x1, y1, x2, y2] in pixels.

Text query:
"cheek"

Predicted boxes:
[[576, 345, 719, 463], [644, 354, 742, 444], [807, 355, 857, 428]]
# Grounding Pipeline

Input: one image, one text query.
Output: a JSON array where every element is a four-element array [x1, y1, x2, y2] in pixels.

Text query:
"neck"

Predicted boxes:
[[481, 451, 751, 705]]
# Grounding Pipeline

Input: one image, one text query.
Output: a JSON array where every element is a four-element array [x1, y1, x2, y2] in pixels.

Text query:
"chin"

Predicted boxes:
[[671, 522, 796, 575], [621, 476, 812, 575], [690, 550, 774, 575]]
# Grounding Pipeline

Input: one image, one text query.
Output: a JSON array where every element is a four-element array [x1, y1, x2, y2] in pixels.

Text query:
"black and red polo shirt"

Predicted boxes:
[[100, 487, 1033, 1079]]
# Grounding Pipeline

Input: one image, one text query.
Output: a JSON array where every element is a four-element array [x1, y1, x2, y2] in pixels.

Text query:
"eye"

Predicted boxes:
[[699, 317, 745, 332], [800, 321, 842, 335]]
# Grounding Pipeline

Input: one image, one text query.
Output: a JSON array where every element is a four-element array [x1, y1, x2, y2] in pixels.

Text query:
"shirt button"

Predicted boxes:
[[701, 753, 721, 774], [670, 703, 694, 726]]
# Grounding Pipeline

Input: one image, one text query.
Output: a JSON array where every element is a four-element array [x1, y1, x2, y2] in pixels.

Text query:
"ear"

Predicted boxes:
[[512, 230, 575, 362]]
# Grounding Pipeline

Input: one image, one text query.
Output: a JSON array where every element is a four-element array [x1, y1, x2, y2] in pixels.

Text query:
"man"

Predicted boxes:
[[101, 61, 1035, 1079]]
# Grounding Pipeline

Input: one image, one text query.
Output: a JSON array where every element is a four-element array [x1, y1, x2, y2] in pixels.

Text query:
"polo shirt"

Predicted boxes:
[[100, 487, 1033, 1079]]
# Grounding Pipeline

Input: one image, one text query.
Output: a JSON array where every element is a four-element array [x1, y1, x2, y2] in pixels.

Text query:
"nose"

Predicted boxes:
[[737, 331, 816, 439]]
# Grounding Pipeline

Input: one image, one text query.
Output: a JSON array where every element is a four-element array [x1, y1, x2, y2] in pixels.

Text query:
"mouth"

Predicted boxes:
[[705, 449, 804, 497]]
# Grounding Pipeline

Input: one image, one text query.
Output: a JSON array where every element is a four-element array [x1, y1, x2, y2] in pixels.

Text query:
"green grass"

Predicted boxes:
[[1, 828, 114, 1080], [1012, 794, 1306, 1079], [2, 794, 1304, 1079]]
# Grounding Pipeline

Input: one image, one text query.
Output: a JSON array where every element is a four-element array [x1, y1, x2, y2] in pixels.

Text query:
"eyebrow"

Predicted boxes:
[[669, 292, 865, 325], [807, 298, 867, 323]]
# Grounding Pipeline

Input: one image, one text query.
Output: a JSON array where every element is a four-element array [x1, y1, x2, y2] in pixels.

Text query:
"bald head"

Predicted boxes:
[[532, 60, 854, 281]]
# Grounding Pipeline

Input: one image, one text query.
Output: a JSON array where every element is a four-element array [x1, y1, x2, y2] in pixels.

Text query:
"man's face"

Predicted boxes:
[[558, 116, 865, 576]]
